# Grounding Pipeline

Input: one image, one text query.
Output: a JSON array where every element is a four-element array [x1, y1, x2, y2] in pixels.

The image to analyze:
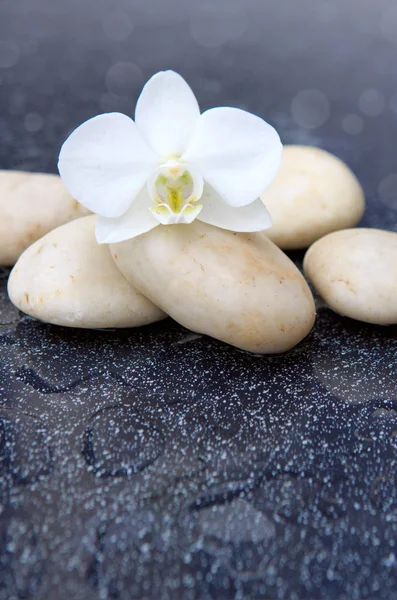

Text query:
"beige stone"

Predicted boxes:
[[0, 170, 91, 265], [303, 228, 397, 325], [8, 216, 166, 328], [111, 221, 316, 354], [261, 146, 365, 249]]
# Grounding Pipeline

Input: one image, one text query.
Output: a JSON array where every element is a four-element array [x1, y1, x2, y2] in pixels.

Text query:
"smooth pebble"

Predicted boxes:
[[111, 221, 316, 354], [261, 146, 365, 249], [0, 170, 90, 265], [8, 216, 166, 329], [304, 228, 397, 325]]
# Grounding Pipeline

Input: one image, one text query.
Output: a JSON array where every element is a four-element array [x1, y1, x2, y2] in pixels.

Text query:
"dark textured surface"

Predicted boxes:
[[1, 1, 397, 598]]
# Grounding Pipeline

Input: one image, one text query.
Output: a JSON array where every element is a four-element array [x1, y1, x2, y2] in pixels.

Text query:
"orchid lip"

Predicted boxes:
[[150, 202, 203, 225], [148, 161, 204, 225]]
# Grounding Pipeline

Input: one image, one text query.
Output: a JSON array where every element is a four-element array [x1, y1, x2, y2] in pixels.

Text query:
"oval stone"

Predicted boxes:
[[261, 146, 365, 250], [303, 228, 397, 325], [111, 221, 316, 354], [8, 216, 166, 328], [0, 170, 91, 265]]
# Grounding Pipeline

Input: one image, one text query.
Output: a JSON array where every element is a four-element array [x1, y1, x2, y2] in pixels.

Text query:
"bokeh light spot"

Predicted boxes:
[[291, 90, 330, 129], [0, 41, 20, 69], [358, 89, 385, 117], [378, 174, 397, 210]]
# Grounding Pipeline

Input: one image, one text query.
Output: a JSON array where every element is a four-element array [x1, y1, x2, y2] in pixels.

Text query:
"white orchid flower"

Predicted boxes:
[[58, 70, 283, 243]]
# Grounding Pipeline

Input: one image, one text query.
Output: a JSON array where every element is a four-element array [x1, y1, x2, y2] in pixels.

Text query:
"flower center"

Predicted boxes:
[[148, 162, 203, 225]]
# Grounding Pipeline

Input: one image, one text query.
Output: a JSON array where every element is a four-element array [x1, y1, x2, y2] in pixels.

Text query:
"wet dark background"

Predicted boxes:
[[0, 0, 397, 598]]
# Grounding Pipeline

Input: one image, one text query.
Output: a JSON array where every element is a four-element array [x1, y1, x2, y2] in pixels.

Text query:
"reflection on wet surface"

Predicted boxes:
[[312, 309, 397, 404], [1, 264, 397, 599]]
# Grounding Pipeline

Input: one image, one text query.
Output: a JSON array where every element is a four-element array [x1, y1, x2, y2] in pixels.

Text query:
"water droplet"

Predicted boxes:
[[0, 408, 52, 483], [0, 515, 44, 596], [197, 498, 275, 543], [382, 552, 397, 568], [370, 475, 396, 510], [83, 405, 165, 477], [372, 407, 397, 419]]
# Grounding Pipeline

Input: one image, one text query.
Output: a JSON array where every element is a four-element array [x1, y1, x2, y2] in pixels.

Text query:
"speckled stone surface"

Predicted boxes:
[[1, 1, 397, 599]]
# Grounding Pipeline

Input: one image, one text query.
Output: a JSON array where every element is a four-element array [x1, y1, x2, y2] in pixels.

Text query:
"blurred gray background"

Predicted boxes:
[[1, 4, 397, 600], [0, 0, 397, 231]]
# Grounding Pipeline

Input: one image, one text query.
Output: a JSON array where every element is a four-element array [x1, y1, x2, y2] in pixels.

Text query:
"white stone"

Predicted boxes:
[[0, 170, 91, 265], [8, 216, 166, 329], [111, 221, 316, 354], [303, 228, 397, 325], [261, 146, 365, 250]]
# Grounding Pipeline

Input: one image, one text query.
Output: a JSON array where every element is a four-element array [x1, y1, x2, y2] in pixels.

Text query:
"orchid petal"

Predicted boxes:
[[182, 107, 283, 207], [58, 113, 158, 218], [135, 70, 201, 157], [198, 185, 272, 231], [95, 187, 158, 243]]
